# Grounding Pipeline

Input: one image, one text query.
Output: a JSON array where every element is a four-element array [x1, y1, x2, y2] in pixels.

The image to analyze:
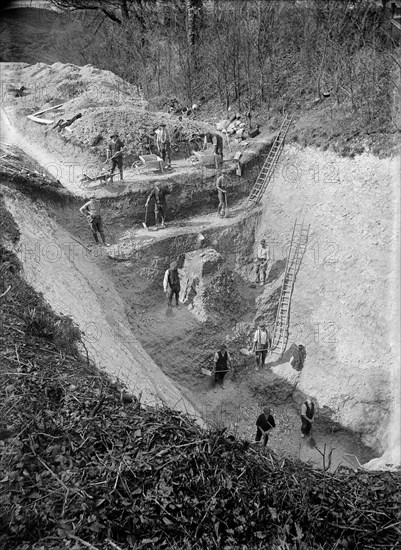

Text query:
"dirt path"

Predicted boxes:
[[1, 105, 379, 470]]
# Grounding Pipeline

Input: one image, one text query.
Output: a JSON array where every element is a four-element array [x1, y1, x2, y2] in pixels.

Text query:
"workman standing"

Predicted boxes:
[[156, 123, 172, 168], [255, 406, 276, 446], [107, 132, 124, 183], [300, 397, 316, 438], [145, 182, 171, 229], [252, 321, 271, 371], [163, 261, 181, 309], [216, 172, 228, 217], [255, 238, 270, 286], [79, 197, 108, 246], [203, 131, 223, 158], [213, 343, 232, 392]]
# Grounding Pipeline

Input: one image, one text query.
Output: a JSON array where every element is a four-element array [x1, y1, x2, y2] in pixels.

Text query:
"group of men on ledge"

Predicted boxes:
[[102, 125, 224, 184]]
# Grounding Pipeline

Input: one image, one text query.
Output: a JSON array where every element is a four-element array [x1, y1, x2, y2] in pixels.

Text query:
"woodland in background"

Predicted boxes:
[[1, 1, 398, 128], [43, 0, 398, 132]]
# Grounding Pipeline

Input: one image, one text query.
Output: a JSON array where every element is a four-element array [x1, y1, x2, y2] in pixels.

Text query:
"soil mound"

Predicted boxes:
[[2, 62, 214, 164]]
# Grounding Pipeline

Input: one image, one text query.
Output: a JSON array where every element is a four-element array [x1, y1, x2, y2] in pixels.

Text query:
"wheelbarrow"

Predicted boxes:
[[132, 154, 165, 174]]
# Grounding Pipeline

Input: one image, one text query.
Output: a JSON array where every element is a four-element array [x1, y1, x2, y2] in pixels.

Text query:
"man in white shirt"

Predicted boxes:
[[163, 261, 181, 309], [252, 321, 271, 371], [79, 197, 108, 246], [156, 123, 171, 168], [255, 239, 270, 286]]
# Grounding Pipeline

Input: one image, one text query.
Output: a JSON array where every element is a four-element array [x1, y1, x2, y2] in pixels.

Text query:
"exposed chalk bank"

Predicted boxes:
[[254, 145, 400, 469], [2, 186, 200, 421]]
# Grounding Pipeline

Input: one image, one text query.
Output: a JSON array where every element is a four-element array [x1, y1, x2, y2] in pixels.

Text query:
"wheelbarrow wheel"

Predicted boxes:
[[131, 161, 142, 175]]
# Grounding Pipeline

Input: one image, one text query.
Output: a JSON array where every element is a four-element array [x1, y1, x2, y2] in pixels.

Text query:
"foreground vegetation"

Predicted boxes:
[[0, 193, 400, 550]]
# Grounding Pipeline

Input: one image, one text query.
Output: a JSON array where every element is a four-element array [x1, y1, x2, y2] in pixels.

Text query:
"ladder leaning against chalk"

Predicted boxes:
[[246, 114, 292, 206], [270, 219, 310, 357]]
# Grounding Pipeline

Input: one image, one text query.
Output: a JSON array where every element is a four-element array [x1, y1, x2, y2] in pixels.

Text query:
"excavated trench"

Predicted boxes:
[[1, 122, 382, 470], [33, 179, 380, 471]]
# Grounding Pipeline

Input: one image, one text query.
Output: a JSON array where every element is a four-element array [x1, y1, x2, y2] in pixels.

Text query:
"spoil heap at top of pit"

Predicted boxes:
[[2, 62, 213, 161]]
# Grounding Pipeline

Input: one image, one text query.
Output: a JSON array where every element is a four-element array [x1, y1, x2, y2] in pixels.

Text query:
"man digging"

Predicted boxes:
[[255, 406, 276, 447], [145, 182, 171, 229], [79, 197, 109, 246], [107, 132, 125, 183], [213, 343, 232, 393]]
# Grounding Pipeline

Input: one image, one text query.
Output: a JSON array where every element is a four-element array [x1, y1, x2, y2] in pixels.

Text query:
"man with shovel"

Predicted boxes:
[[213, 343, 232, 392], [79, 197, 108, 246], [107, 132, 125, 183], [145, 182, 171, 229], [255, 406, 276, 446]]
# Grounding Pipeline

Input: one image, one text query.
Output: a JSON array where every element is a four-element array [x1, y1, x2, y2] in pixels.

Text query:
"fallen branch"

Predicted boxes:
[[67, 535, 101, 550], [0, 285, 11, 298]]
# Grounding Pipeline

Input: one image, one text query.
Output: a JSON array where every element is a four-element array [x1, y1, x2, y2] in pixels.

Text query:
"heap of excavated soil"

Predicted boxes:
[[1, 62, 215, 165]]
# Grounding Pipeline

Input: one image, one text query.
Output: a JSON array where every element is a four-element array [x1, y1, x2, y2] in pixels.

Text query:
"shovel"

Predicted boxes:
[[308, 434, 317, 448], [224, 191, 229, 218], [142, 204, 149, 230], [201, 368, 213, 377]]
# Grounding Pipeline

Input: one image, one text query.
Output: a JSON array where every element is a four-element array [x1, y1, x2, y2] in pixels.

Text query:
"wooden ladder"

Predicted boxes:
[[247, 114, 292, 206], [271, 219, 310, 356]]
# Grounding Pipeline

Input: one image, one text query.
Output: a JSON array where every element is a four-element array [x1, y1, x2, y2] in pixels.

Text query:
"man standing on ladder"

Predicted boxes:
[[255, 238, 271, 286], [252, 321, 271, 371]]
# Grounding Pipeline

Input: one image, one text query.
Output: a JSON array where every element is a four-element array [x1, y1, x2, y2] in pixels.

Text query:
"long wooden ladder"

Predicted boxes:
[[247, 114, 292, 206], [271, 219, 310, 356]]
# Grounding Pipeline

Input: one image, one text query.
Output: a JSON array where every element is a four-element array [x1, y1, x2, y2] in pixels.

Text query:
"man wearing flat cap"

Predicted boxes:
[[163, 260, 181, 309], [107, 132, 125, 183], [252, 321, 271, 371], [145, 181, 171, 229], [156, 122, 171, 168]]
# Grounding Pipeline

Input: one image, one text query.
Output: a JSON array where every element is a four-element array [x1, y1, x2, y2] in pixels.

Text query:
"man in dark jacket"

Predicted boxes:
[[213, 343, 232, 392], [255, 406, 276, 446], [145, 182, 171, 228], [301, 398, 315, 438], [107, 132, 125, 183], [163, 261, 181, 309]]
